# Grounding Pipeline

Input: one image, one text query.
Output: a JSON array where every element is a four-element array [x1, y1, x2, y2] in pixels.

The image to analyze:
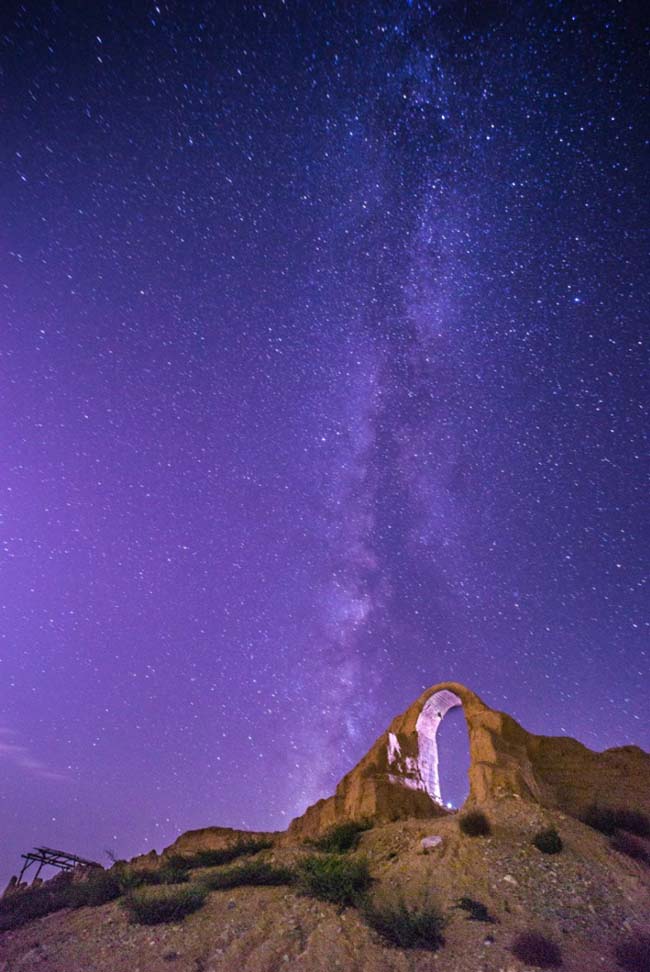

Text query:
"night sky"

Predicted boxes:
[[1, 0, 648, 884]]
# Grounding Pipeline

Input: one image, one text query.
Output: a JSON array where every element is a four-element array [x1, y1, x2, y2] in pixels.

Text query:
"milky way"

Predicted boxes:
[[1, 1, 648, 881]]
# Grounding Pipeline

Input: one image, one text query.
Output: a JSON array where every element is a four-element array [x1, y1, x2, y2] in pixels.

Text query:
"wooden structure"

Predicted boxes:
[[17, 846, 101, 884]]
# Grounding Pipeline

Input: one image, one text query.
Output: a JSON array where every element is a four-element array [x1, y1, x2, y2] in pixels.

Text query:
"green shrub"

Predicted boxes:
[[116, 843, 274, 891], [0, 868, 120, 931], [157, 860, 191, 885], [581, 806, 650, 838], [454, 897, 495, 922], [69, 869, 122, 907], [200, 860, 294, 890], [311, 820, 372, 854], [615, 933, 650, 972], [179, 839, 273, 870], [511, 930, 562, 968], [114, 855, 193, 890], [458, 810, 491, 837], [610, 832, 649, 865], [115, 867, 162, 891], [533, 827, 563, 855], [0, 885, 62, 932], [363, 899, 445, 950], [122, 885, 206, 925], [296, 854, 371, 907]]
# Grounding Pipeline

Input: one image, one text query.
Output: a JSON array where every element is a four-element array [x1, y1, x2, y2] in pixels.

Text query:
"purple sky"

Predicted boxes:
[[1, 1, 648, 884]]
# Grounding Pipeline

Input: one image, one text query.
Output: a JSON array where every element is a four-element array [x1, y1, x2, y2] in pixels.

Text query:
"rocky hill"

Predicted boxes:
[[1, 682, 649, 972]]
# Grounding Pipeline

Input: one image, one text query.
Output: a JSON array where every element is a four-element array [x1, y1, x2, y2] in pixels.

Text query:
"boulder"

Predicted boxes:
[[420, 835, 443, 852]]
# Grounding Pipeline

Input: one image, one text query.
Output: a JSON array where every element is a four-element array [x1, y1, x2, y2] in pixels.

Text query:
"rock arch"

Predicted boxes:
[[416, 688, 467, 805], [386, 687, 464, 805], [287, 680, 650, 841]]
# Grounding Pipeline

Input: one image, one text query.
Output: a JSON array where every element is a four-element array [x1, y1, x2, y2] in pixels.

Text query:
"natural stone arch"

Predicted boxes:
[[415, 688, 465, 805], [288, 682, 483, 839], [385, 687, 465, 804], [383, 682, 474, 805], [287, 680, 650, 841]]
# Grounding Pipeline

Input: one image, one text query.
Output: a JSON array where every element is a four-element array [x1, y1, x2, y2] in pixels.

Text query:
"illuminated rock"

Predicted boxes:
[[420, 835, 443, 851], [287, 681, 650, 839]]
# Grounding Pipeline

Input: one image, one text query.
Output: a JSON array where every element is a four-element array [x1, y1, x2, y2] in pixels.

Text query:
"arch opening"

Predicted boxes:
[[415, 690, 470, 808]]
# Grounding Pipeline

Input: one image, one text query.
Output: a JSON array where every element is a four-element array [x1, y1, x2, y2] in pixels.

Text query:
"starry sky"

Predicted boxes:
[[1, 0, 648, 884]]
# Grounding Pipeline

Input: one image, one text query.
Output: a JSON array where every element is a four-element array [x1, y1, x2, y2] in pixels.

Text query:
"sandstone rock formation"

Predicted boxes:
[[288, 681, 650, 839]]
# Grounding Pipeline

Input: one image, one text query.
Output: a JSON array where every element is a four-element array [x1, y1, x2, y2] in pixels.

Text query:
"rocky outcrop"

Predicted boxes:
[[288, 681, 650, 839]]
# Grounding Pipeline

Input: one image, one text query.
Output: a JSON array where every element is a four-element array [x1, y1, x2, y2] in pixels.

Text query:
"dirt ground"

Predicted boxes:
[[2, 801, 649, 972]]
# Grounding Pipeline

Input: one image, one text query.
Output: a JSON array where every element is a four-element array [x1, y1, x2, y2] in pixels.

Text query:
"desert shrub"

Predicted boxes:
[[0, 868, 120, 931], [581, 806, 650, 838], [311, 819, 372, 854], [615, 934, 650, 972], [68, 869, 122, 907], [454, 897, 495, 922], [200, 860, 294, 890], [511, 931, 562, 968], [115, 855, 193, 890], [296, 854, 371, 907], [115, 840, 274, 891], [122, 885, 206, 925], [180, 839, 273, 870], [0, 885, 63, 932], [610, 832, 649, 865], [458, 810, 491, 837], [157, 859, 191, 884], [533, 827, 563, 855], [363, 899, 445, 950], [116, 867, 163, 891]]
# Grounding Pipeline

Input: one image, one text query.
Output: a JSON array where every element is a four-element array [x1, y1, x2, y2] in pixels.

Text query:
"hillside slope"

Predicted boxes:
[[1, 800, 650, 972], [2, 683, 649, 971]]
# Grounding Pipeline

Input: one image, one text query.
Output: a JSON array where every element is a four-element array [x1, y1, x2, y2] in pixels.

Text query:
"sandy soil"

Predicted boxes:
[[1, 801, 649, 972]]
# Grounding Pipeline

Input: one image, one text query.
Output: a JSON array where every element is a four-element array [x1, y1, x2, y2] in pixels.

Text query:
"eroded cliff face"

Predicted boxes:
[[287, 681, 650, 839]]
